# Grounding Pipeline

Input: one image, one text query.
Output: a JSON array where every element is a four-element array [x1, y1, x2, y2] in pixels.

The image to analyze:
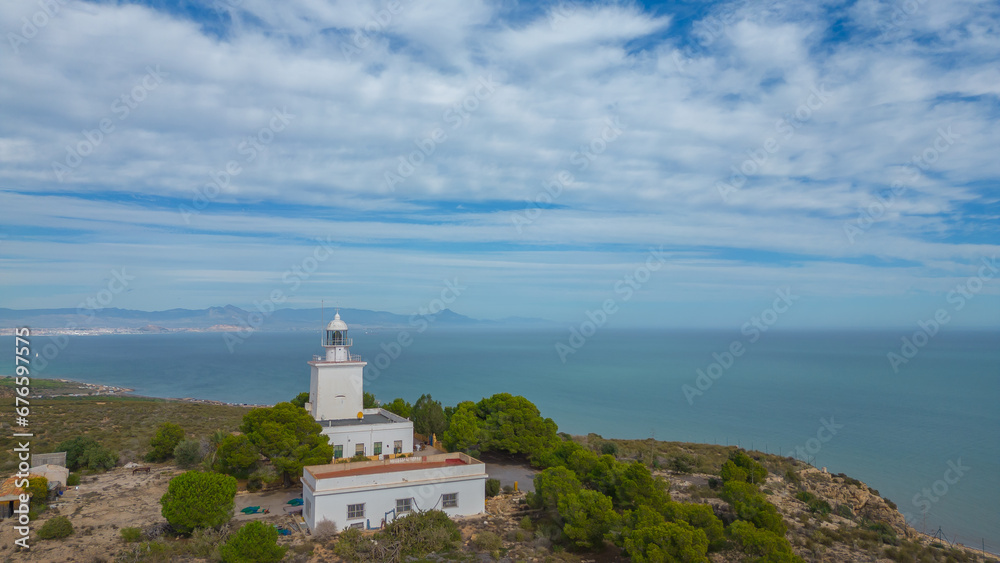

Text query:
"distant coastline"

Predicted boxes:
[[0, 375, 270, 408]]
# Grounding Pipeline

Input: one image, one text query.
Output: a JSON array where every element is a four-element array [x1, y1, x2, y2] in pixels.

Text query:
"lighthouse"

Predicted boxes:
[[307, 312, 365, 421], [305, 311, 414, 461]]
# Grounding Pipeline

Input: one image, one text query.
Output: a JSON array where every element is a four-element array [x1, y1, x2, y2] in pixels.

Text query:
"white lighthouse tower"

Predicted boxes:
[[308, 312, 365, 421], [305, 311, 414, 460]]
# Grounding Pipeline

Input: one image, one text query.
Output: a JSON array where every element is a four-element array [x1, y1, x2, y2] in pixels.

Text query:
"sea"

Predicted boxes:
[[3, 328, 998, 553]]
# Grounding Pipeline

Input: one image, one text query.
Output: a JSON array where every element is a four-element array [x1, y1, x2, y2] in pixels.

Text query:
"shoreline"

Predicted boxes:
[[0, 375, 271, 408]]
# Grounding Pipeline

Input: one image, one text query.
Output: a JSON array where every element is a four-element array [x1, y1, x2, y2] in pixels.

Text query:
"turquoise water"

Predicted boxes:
[[4, 328, 998, 552]]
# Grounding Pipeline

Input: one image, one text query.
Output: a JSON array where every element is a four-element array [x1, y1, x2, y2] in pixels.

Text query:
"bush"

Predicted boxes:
[[173, 439, 203, 468], [159, 471, 237, 534], [312, 518, 338, 540], [120, 527, 143, 542], [728, 520, 803, 562], [146, 423, 185, 462], [37, 516, 74, 540], [834, 504, 854, 519], [246, 476, 263, 492], [27, 476, 49, 508], [600, 441, 619, 456], [56, 437, 118, 472], [485, 478, 501, 497], [66, 473, 81, 486], [220, 521, 287, 563], [473, 530, 503, 553]]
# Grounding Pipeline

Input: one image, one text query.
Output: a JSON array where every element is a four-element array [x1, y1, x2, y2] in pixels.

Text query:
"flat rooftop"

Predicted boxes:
[[318, 408, 409, 427], [305, 452, 483, 481]]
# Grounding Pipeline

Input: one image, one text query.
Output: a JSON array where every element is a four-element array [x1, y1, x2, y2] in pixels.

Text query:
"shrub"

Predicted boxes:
[[485, 478, 501, 497], [120, 527, 143, 542], [66, 473, 81, 486], [622, 520, 710, 563], [473, 530, 503, 554], [159, 471, 237, 534], [728, 520, 803, 562], [834, 504, 854, 519], [246, 476, 263, 492], [219, 521, 287, 563], [312, 518, 338, 540], [37, 516, 74, 540], [600, 441, 619, 456], [146, 423, 185, 462], [173, 439, 203, 468], [27, 476, 49, 508], [520, 515, 534, 531]]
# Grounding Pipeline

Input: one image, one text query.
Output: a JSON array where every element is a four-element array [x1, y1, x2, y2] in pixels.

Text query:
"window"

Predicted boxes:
[[393, 440, 403, 454], [333, 445, 343, 459], [355, 443, 365, 456], [347, 503, 365, 520], [396, 498, 412, 513], [442, 493, 458, 508], [373, 442, 382, 456], [349, 522, 364, 530], [304, 498, 312, 520]]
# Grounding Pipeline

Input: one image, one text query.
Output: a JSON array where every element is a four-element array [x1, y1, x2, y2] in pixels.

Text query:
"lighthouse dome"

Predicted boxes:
[[326, 312, 348, 332]]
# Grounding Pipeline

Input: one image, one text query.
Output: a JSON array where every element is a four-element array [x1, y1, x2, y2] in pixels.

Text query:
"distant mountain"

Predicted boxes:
[[0, 306, 553, 332]]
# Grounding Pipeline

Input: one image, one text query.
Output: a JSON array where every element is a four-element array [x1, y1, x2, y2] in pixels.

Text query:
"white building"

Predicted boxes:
[[299, 312, 488, 531], [302, 452, 487, 531], [304, 312, 414, 460]]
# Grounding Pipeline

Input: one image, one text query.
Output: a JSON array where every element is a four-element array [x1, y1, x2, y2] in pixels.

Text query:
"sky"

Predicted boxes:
[[0, 0, 998, 329]]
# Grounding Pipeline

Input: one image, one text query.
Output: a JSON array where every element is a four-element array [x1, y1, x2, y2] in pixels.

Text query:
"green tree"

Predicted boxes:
[[728, 521, 803, 562], [721, 481, 786, 536], [477, 393, 559, 456], [290, 391, 310, 408], [219, 521, 287, 563], [240, 402, 333, 483], [559, 489, 618, 550], [443, 394, 558, 457], [218, 434, 260, 477], [363, 392, 377, 408], [382, 397, 412, 419], [159, 471, 237, 534], [623, 520, 709, 563], [412, 394, 448, 438], [442, 401, 482, 452], [665, 502, 726, 551], [146, 422, 185, 462], [530, 466, 583, 517], [721, 450, 768, 484], [27, 476, 48, 509], [173, 439, 203, 469], [56, 437, 104, 471]]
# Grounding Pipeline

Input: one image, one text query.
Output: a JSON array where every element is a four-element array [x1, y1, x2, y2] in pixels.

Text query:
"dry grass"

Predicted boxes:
[[0, 396, 250, 472]]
